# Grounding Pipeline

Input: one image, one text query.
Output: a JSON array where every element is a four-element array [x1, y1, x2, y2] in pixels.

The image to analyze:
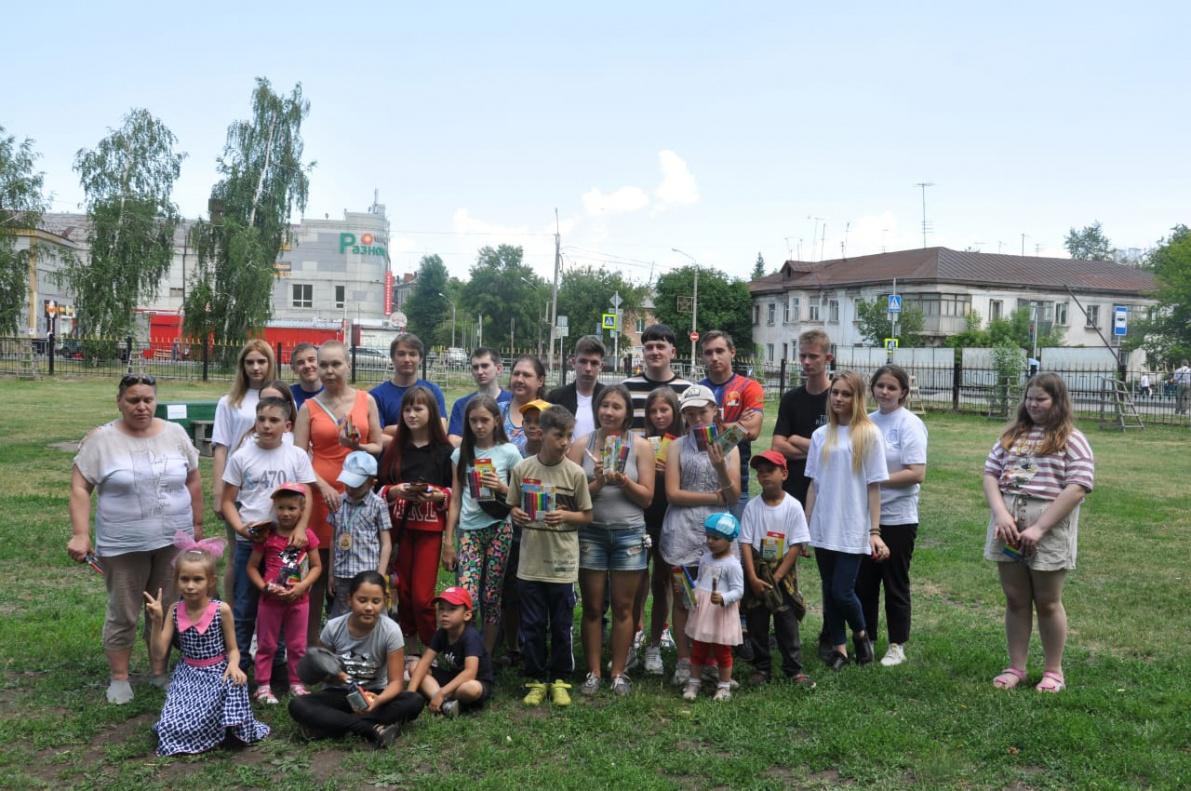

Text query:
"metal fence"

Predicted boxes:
[[4, 336, 1187, 428]]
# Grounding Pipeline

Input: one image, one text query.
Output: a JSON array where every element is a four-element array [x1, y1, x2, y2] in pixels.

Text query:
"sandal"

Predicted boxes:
[[993, 667, 1027, 690], [1035, 671, 1066, 693]]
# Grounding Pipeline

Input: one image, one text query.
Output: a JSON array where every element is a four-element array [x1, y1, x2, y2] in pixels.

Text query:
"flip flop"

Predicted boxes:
[[993, 667, 1027, 690], [1035, 671, 1066, 693]]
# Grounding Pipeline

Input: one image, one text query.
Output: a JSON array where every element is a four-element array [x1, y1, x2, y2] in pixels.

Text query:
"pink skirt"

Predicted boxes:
[[685, 588, 742, 646]]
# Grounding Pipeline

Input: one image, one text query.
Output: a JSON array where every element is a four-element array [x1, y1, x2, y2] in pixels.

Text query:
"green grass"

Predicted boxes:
[[1, 376, 1189, 790]]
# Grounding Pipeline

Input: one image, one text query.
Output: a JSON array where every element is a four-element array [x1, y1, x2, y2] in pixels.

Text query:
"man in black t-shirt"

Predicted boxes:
[[771, 329, 833, 505]]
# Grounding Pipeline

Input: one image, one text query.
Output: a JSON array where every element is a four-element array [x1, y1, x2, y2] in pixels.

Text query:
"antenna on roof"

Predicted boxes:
[[915, 183, 934, 249], [881, 228, 889, 253]]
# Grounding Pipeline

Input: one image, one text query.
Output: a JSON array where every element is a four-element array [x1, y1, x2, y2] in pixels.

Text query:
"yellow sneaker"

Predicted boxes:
[[549, 679, 572, 707], [523, 681, 548, 707]]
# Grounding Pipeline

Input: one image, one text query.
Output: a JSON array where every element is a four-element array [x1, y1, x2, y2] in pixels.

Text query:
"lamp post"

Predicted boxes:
[[672, 248, 699, 368], [438, 292, 457, 349]]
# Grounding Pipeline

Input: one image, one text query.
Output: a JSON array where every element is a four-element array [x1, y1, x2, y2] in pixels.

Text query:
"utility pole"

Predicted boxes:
[[916, 182, 934, 248], [551, 209, 561, 372], [672, 248, 698, 368]]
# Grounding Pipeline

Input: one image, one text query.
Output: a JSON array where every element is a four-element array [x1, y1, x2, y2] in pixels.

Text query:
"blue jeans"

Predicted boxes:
[[729, 492, 749, 522], [232, 540, 286, 672], [518, 579, 576, 683], [814, 548, 867, 646]]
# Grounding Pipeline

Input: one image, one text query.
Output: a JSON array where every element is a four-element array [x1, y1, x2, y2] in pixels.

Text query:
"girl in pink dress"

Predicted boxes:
[[682, 513, 745, 702]]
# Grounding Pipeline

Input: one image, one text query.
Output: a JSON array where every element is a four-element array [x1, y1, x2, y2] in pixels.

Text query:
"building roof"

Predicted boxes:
[[750, 247, 1155, 297]]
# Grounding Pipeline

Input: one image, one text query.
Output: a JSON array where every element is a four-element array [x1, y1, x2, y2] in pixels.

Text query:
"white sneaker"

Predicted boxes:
[[660, 627, 676, 650], [579, 671, 602, 696], [672, 657, 691, 686], [644, 645, 664, 675], [633, 629, 645, 649], [607, 647, 639, 673], [880, 643, 906, 667], [682, 680, 700, 701]]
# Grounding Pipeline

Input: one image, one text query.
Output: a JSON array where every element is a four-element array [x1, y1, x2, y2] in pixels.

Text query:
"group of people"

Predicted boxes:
[[66, 321, 1092, 754]]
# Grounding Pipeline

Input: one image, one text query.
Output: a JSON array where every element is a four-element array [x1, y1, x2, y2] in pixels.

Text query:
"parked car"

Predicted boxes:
[[351, 347, 393, 373], [445, 347, 468, 365]]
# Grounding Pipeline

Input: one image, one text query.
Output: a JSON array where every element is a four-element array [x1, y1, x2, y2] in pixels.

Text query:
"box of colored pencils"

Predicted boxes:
[[520, 479, 556, 527], [602, 433, 630, 473], [470, 458, 497, 502]]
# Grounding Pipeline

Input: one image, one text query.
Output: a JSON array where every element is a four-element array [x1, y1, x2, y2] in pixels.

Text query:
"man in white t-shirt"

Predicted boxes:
[[1175, 360, 1191, 415]]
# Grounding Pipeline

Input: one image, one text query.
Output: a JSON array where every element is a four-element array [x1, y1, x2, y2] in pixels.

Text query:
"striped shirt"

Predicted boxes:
[[329, 491, 390, 578], [622, 372, 692, 433], [984, 427, 1094, 500]]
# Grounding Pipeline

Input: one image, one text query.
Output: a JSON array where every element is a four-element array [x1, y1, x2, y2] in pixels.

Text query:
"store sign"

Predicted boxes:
[[339, 232, 387, 257]]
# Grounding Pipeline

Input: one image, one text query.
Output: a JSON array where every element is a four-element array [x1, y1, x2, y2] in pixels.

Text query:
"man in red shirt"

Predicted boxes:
[[699, 330, 764, 520]]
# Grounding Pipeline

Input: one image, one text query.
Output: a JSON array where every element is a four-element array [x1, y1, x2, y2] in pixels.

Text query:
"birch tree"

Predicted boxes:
[[0, 127, 52, 335]]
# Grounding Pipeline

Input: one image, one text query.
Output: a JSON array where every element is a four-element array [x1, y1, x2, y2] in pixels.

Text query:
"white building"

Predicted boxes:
[[749, 247, 1157, 364]]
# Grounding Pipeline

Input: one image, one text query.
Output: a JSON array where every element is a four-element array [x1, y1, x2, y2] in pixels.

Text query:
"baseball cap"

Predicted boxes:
[[433, 586, 474, 610], [337, 450, 378, 488], [679, 384, 716, 410], [272, 481, 308, 498], [520, 399, 551, 415], [750, 449, 788, 471], [703, 512, 740, 541]]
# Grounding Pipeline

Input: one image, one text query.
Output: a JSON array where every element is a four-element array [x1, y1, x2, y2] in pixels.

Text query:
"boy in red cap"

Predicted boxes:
[[739, 451, 815, 689], [406, 586, 494, 717]]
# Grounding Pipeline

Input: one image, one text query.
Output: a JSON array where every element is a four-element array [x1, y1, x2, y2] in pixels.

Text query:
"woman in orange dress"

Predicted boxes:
[[293, 340, 383, 644]]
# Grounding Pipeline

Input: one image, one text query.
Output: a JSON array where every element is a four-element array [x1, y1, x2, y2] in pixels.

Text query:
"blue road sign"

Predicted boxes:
[[1114, 305, 1127, 336], [888, 295, 902, 312]]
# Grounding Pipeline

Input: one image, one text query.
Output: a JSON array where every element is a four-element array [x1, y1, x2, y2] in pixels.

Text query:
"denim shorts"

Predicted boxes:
[[579, 525, 649, 572]]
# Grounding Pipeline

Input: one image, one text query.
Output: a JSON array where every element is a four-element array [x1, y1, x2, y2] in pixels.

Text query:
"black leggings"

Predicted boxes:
[[855, 523, 918, 645], [288, 688, 424, 741]]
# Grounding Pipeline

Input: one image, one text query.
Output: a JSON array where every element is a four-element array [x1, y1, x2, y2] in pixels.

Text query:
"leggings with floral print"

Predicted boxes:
[[457, 520, 514, 625]]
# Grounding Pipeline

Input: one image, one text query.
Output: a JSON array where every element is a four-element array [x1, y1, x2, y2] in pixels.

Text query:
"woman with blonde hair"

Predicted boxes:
[[804, 371, 889, 670]]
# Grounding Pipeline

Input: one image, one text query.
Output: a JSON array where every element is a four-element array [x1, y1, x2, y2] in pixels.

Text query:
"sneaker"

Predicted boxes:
[[853, 633, 875, 666], [682, 680, 700, 701], [644, 645, 664, 675], [374, 722, 401, 748], [253, 687, 279, 705], [523, 681, 548, 707], [249, 633, 258, 660], [826, 650, 850, 671], [580, 672, 602, 696], [611, 673, 631, 696], [106, 679, 134, 705], [289, 683, 309, 697], [549, 679, 572, 707], [701, 665, 740, 690], [660, 627, 676, 650], [149, 673, 171, 692], [817, 632, 834, 664], [791, 672, 817, 690], [607, 647, 639, 674], [672, 657, 691, 686], [881, 643, 906, 667], [748, 671, 771, 687], [713, 683, 732, 702], [633, 628, 645, 649], [441, 700, 459, 718]]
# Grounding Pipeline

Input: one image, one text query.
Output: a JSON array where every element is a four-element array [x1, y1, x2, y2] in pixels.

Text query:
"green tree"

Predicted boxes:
[[458, 245, 544, 350], [1135, 224, 1191, 363], [554, 266, 648, 354], [1065, 221, 1113, 261], [61, 109, 184, 346], [183, 78, 313, 344], [404, 254, 451, 344], [751, 252, 766, 280], [944, 308, 1065, 350], [854, 297, 926, 347], [653, 266, 753, 360], [0, 127, 52, 335]]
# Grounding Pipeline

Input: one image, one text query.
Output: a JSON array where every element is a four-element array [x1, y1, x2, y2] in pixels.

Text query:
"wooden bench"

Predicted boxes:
[[191, 420, 215, 457]]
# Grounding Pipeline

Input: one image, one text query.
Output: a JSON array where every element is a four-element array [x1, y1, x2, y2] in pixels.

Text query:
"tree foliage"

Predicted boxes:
[[1134, 224, 1191, 363], [944, 308, 1065, 351], [554, 265, 648, 354], [458, 245, 545, 350], [183, 78, 313, 343], [653, 266, 753, 360], [0, 127, 52, 335], [854, 297, 926, 347], [404, 254, 451, 345], [751, 252, 766, 280], [1065, 221, 1113, 261], [61, 109, 184, 343]]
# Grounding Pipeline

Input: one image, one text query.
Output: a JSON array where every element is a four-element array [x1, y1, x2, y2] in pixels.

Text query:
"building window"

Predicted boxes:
[[808, 303, 821, 321], [753, 305, 760, 325], [766, 343, 774, 362], [781, 342, 788, 361], [1086, 304, 1100, 328], [783, 301, 790, 323], [335, 285, 346, 310], [292, 283, 313, 309], [636, 317, 645, 333], [767, 303, 775, 325], [169, 287, 184, 298], [1055, 302, 1069, 326], [990, 299, 1003, 321], [828, 299, 840, 323], [790, 297, 800, 323]]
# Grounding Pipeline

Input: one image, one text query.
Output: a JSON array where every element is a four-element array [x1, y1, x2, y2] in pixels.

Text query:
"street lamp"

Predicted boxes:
[[672, 248, 699, 368], [438, 292, 457, 349]]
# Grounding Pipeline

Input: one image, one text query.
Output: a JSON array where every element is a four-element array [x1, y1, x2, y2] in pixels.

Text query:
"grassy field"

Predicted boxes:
[[0, 376, 1188, 790]]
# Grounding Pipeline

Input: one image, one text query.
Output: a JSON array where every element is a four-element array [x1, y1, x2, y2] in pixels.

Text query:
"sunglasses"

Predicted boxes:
[[120, 374, 157, 387]]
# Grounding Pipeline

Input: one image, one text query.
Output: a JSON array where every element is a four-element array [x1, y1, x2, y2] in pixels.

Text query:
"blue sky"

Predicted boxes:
[[9, 1, 1189, 285]]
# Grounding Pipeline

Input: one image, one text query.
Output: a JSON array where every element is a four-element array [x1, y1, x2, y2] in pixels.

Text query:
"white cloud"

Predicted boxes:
[[582, 185, 650, 216], [654, 150, 699, 208]]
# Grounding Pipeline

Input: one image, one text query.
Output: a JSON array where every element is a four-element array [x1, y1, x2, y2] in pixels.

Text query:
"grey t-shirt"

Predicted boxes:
[[320, 614, 405, 691]]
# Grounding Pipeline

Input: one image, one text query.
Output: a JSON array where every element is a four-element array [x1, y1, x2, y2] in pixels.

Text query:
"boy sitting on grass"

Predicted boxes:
[[407, 586, 494, 717], [506, 405, 593, 708]]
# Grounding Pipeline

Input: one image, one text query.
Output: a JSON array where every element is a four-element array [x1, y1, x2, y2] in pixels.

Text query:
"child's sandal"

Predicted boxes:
[[992, 667, 1027, 690], [1035, 671, 1066, 693]]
